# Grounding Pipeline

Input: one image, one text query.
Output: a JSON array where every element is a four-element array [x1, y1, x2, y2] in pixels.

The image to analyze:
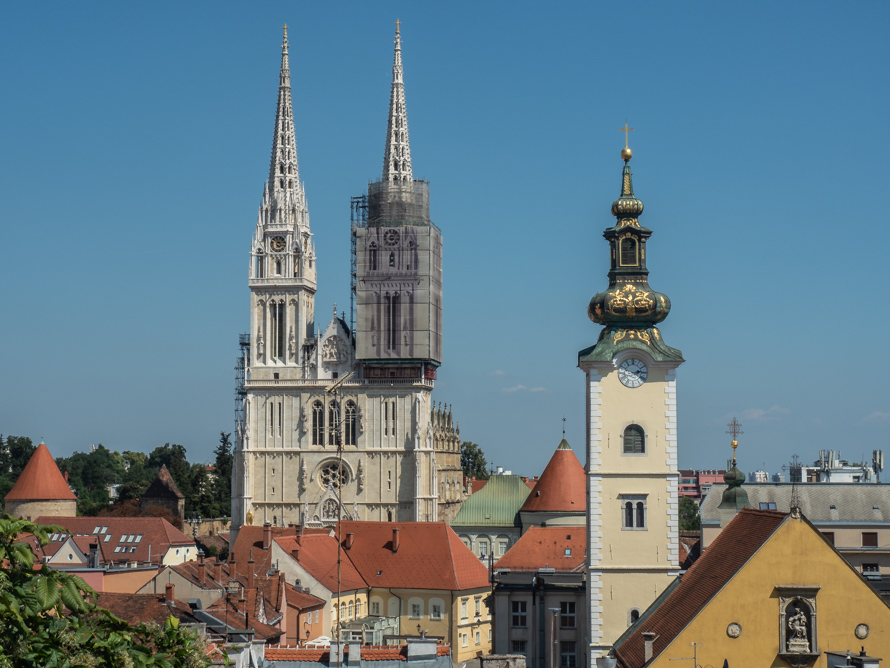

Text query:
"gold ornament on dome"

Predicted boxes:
[[606, 284, 655, 317], [610, 328, 652, 346], [617, 217, 640, 228]]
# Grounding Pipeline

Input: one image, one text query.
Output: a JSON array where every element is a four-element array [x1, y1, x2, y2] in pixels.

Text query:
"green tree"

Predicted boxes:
[[57, 445, 126, 515], [460, 441, 490, 481], [679, 497, 701, 531], [6, 437, 34, 479], [211, 432, 233, 518], [0, 515, 212, 666]]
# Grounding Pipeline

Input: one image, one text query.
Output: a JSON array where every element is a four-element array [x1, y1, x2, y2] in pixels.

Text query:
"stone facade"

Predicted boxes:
[[231, 27, 464, 541], [6, 499, 76, 521]]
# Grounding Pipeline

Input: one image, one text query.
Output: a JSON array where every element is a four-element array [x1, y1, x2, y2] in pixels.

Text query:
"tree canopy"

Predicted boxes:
[[460, 441, 490, 480], [0, 515, 212, 667], [678, 496, 701, 531]]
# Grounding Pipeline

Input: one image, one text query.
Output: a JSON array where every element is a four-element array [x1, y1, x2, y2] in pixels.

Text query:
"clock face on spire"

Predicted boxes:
[[618, 358, 648, 388], [270, 236, 286, 252]]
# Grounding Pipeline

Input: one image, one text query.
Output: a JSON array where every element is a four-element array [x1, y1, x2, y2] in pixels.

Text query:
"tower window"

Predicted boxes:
[[270, 301, 285, 360], [369, 242, 378, 271], [621, 496, 647, 530], [619, 238, 638, 266], [344, 401, 357, 446], [328, 401, 341, 446], [623, 424, 645, 454], [275, 260, 282, 275], [312, 401, 325, 446], [255, 251, 265, 278], [385, 293, 400, 351]]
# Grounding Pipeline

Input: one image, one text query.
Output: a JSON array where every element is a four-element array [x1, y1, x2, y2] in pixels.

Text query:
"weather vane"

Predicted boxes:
[[562, 415, 566, 437]]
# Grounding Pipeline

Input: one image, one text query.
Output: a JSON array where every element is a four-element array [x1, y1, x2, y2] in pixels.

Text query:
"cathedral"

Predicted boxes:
[[579, 136, 684, 660], [231, 25, 464, 542]]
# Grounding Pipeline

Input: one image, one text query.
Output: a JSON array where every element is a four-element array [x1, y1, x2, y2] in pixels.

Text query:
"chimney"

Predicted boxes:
[[642, 632, 658, 662], [214, 559, 222, 583], [263, 521, 272, 550], [392, 527, 400, 553], [64, 471, 69, 483], [247, 549, 255, 589], [88, 542, 99, 569], [197, 554, 206, 584], [292, 547, 300, 561], [165, 583, 175, 605], [344, 532, 355, 550]]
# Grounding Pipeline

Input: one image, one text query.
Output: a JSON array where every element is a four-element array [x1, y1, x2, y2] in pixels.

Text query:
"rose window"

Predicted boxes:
[[320, 462, 348, 489]]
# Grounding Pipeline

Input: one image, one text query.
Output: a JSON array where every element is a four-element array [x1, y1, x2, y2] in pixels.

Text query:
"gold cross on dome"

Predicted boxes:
[[283, 24, 288, 34], [395, 18, 401, 31], [620, 122, 634, 148]]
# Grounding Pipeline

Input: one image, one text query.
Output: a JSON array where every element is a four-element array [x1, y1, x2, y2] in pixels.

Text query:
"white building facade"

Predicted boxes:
[[232, 26, 463, 543]]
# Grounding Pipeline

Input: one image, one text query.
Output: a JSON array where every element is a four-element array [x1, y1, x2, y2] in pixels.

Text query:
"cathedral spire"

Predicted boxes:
[[266, 24, 306, 228], [382, 20, 413, 183]]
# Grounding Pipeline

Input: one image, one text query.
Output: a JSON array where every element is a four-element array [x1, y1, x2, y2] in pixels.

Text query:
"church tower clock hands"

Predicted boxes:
[[579, 129, 684, 660]]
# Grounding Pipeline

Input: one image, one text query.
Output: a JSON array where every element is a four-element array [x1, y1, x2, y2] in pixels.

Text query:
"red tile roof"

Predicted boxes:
[[35, 516, 193, 565], [519, 440, 585, 513], [5, 442, 77, 501], [204, 588, 283, 642], [143, 464, 185, 500], [96, 592, 200, 625], [496, 527, 585, 572], [336, 521, 490, 591], [613, 509, 787, 668], [284, 586, 325, 610], [275, 533, 368, 592], [230, 525, 328, 580]]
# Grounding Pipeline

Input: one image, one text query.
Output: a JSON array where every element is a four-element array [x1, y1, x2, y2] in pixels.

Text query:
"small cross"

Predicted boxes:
[[283, 24, 288, 37], [395, 18, 401, 32], [725, 417, 743, 440], [620, 122, 634, 148]]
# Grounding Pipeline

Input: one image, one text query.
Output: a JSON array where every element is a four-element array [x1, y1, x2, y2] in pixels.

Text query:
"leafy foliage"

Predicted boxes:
[[0, 516, 212, 667], [460, 441, 490, 481], [679, 497, 701, 531]]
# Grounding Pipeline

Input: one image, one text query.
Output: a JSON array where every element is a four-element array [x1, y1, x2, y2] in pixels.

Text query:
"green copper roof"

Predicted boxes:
[[579, 326, 684, 364], [450, 475, 532, 527], [718, 461, 752, 510]]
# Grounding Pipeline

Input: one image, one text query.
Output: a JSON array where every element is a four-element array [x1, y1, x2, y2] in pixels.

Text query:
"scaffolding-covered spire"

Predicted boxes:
[[382, 20, 413, 183]]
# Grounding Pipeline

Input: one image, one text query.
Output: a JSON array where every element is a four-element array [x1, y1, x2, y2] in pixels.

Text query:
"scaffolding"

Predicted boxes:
[[234, 333, 250, 429], [350, 194, 368, 335]]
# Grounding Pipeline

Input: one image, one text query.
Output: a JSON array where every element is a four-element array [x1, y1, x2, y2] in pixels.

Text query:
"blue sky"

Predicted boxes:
[[2, 2, 889, 479]]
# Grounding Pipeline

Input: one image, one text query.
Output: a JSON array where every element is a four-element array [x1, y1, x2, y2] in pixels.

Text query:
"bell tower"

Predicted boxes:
[[579, 132, 684, 659]]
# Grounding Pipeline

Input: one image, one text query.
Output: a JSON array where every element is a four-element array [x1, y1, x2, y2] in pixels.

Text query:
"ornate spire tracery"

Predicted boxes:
[[382, 20, 413, 183], [265, 25, 307, 231]]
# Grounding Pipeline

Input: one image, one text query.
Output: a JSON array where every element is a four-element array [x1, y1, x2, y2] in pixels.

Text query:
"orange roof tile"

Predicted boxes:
[[337, 521, 490, 591], [496, 526, 585, 571], [35, 516, 192, 565], [275, 533, 368, 592], [230, 525, 327, 580], [97, 592, 200, 625], [5, 442, 76, 501], [613, 509, 786, 668], [519, 439, 585, 513]]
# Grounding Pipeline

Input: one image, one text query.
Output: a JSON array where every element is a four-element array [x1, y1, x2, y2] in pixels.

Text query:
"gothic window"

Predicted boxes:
[[271, 301, 285, 360], [387, 510, 393, 522], [344, 401, 357, 446], [621, 496, 647, 529], [369, 242, 378, 271], [623, 424, 645, 454], [320, 461, 348, 489], [312, 401, 324, 445], [279, 165, 284, 175], [619, 237, 638, 266], [275, 260, 282, 275], [256, 251, 265, 278], [328, 401, 341, 446], [385, 293, 400, 350]]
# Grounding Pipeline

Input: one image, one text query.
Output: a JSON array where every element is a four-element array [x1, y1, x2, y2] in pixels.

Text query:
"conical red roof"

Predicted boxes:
[[4, 442, 77, 501], [519, 439, 585, 513]]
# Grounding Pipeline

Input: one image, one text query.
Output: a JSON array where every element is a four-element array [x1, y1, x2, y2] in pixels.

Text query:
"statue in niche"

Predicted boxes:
[[288, 326, 296, 358], [245, 510, 254, 526], [786, 604, 810, 653], [256, 329, 265, 357], [357, 460, 365, 493], [299, 405, 308, 434], [323, 498, 338, 519], [299, 459, 308, 493]]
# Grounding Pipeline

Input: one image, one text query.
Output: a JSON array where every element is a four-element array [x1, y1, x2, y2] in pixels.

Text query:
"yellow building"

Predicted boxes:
[[611, 507, 890, 668], [579, 141, 684, 660]]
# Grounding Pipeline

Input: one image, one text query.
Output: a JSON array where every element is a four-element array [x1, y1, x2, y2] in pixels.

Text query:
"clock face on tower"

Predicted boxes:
[[383, 229, 400, 246], [618, 358, 648, 388], [270, 236, 286, 252]]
